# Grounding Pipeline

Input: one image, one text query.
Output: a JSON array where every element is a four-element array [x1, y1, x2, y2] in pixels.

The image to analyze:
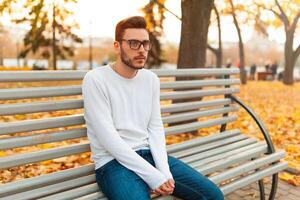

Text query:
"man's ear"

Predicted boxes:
[[113, 41, 120, 53]]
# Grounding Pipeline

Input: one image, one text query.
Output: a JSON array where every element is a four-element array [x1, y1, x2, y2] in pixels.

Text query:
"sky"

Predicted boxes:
[[73, 0, 290, 45], [0, 0, 292, 45]]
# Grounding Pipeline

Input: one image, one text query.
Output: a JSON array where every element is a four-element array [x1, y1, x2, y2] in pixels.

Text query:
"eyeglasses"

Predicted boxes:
[[120, 39, 152, 51]]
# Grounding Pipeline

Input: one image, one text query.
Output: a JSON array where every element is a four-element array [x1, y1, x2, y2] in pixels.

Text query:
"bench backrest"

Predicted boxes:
[[0, 68, 240, 183]]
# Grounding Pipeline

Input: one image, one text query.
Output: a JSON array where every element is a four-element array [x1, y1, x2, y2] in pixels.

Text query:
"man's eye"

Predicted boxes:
[[131, 41, 140, 47]]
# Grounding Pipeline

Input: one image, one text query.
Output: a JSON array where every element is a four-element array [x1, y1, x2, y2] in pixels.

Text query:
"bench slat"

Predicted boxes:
[[0, 86, 82, 100], [0, 99, 83, 115], [220, 162, 288, 195], [192, 142, 266, 169], [0, 163, 95, 197], [0, 87, 238, 102], [195, 144, 268, 174], [0, 174, 96, 200], [152, 68, 240, 76], [0, 98, 232, 116], [171, 135, 249, 158], [0, 114, 84, 135], [0, 68, 239, 82], [74, 192, 105, 200], [40, 183, 103, 200], [163, 105, 238, 123], [0, 70, 87, 82], [160, 79, 240, 89], [181, 138, 256, 163], [165, 116, 237, 135], [211, 151, 286, 184], [0, 143, 90, 169], [162, 98, 232, 113], [167, 129, 240, 153], [161, 88, 239, 100], [0, 128, 87, 150]]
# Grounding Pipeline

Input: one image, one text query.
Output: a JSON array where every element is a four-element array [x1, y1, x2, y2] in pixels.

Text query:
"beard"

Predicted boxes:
[[120, 47, 146, 70]]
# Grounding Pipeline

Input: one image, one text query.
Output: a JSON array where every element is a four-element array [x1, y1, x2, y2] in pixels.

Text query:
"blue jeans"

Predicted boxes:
[[95, 149, 224, 200]]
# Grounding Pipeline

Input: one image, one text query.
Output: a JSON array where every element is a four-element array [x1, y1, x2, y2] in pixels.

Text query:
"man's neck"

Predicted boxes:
[[112, 61, 138, 79]]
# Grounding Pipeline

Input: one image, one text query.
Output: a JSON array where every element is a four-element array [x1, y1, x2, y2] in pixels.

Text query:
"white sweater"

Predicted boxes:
[[82, 64, 173, 190]]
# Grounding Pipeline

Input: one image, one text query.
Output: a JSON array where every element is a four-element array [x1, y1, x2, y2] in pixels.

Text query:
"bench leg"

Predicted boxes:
[[268, 173, 278, 200], [258, 179, 265, 200], [258, 173, 278, 200]]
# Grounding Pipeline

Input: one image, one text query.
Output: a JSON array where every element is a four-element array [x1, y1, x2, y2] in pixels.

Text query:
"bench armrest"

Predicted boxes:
[[229, 95, 275, 154]]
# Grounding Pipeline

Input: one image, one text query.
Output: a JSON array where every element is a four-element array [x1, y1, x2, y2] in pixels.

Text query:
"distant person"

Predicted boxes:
[[250, 64, 257, 80], [265, 63, 270, 73], [82, 16, 224, 200], [271, 61, 278, 80], [225, 58, 232, 68], [278, 71, 284, 81]]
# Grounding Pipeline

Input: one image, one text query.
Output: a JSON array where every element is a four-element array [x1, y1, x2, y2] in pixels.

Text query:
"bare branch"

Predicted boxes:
[[207, 44, 218, 54], [153, 0, 181, 21], [291, 10, 300, 32], [294, 43, 300, 59], [274, 0, 290, 26]]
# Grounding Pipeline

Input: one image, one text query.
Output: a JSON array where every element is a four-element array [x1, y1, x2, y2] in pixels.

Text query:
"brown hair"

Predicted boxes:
[[115, 16, 148, 41]]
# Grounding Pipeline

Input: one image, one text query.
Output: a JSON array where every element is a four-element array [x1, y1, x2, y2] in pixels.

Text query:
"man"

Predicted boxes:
[[82, 16, 224, 200]]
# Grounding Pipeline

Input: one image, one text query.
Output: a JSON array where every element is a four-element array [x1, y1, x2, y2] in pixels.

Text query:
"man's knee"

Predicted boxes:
[[209, 186, 224, 200]]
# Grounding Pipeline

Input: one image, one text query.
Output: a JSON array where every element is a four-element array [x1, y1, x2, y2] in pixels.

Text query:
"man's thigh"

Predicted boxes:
[[168, 156, 224, 200], [95, 159, 151, 200]]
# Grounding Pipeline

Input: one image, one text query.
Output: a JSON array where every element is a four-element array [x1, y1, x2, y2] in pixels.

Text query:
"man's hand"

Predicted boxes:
[[150, 179, 175, 196]]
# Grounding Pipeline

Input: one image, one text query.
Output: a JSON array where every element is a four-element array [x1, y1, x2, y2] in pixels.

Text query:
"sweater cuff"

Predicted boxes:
[[148, 174, 168, 190]]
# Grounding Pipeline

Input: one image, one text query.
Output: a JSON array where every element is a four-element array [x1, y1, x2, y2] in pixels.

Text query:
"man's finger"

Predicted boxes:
[[168, 179, 175, 188], [160, 183, 172, 193], [155, 188, 168, 195], [166, 180, 174, 189]]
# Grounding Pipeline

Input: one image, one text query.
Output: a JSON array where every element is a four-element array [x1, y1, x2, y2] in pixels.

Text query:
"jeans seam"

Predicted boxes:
[[175, 180, 207, 200]]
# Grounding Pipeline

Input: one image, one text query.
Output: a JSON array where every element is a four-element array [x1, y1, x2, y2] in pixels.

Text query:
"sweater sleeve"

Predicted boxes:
[[147, 75, 174, 180], [82, 73, 168, 190]]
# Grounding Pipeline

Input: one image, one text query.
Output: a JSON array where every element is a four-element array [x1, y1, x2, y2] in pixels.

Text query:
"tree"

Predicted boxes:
[[177, 0, 214, 69], [262, 0, 300, 85], [0, 0, 82, 70], [142, 0, 166, 68], [207, 3, 223, 68], [225, 0, 247, 84]]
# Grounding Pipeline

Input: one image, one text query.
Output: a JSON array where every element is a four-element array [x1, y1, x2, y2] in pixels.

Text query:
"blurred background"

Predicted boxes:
[[0, 0, 299, 84], [0, 0, 300, 189]]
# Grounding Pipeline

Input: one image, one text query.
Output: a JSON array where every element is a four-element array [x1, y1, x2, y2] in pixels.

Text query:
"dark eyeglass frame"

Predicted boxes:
[[120, 39, 152, 51]]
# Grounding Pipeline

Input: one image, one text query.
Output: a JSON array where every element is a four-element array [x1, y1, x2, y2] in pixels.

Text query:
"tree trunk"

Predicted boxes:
[[229, 0, 247, 84], [283, 32, 295, 85], [177, 0, 213, 69], [207, 4, 222, 68], [215, 4, 222, 68], [169, 0, 214, 131]]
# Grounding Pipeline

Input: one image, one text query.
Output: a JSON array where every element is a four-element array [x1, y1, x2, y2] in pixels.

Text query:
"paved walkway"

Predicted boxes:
[[225, 179, 300, 200]]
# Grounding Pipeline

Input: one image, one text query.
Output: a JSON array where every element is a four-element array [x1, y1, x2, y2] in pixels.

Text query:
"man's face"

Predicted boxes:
[[117, 28, 150, 70]]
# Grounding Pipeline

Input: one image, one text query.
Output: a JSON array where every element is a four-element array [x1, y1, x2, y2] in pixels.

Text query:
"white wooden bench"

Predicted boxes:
[[0, 68, 288, 200]]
